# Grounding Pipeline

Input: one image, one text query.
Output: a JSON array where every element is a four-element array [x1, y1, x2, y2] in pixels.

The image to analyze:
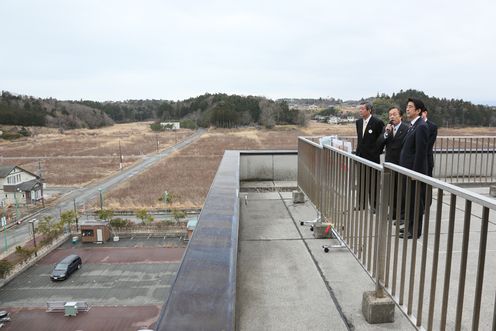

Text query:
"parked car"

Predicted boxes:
[[50, 254, 82, 281]]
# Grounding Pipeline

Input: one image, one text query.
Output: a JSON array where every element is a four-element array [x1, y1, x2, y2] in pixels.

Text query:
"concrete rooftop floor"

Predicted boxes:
[[236, 181, 415, 331]]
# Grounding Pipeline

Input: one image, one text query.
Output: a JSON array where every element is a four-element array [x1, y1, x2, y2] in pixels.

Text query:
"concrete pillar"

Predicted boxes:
[[362, 291, 395, 324], [292, 191, 305, 204], [490, 185, 496, 197]]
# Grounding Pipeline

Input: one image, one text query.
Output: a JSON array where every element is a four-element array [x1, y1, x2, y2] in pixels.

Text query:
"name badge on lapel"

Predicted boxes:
[[368, 129, 373, 134]]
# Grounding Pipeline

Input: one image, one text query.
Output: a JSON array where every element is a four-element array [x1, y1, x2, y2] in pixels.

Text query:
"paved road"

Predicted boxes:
[[1, 129, 205, 255]]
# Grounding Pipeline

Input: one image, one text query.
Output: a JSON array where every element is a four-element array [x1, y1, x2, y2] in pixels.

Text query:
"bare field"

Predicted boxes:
[[7, 157, 139, 186], [103, 124, 356, 209], [0, 122, 192, 157], [0, 122, 193, 186]]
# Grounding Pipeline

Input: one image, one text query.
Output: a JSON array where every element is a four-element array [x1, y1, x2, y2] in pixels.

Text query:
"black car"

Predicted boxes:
[[50, 254, 82, 281]]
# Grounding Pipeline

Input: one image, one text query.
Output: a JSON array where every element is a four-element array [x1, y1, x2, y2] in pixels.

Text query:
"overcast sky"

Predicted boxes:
[[1, 0, 495, 105]]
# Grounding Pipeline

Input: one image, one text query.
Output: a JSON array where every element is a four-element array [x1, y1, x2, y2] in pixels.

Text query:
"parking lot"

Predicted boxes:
[[0, 237, 186, 330]]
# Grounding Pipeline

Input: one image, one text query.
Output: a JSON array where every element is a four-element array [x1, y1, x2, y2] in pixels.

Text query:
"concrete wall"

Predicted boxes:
[[239, 152, 298, 181]]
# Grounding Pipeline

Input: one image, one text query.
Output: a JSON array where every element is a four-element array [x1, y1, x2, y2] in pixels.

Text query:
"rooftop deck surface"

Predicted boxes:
[[236, 182, 415, 330]]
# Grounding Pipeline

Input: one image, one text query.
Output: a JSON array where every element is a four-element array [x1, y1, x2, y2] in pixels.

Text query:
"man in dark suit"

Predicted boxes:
[[356, 102, 385, 164], [377, 106, 409, 165], [355, 102, 384, 210], [399, 98, 429, 239], [421, 109, 438, 177], [377, 106, 409, 221]]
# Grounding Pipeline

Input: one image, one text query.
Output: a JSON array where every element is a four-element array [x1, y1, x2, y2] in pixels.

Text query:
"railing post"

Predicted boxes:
[[375, 167, 390, 298], [362, 166, 395, 324]]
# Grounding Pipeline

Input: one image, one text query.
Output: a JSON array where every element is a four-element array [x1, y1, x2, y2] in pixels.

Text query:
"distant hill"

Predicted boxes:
[[77, 93, 305, 129], [1, 89, 494, 130], [0, 91, 113, 129], [371, 89, 496, 128], [284, 90, 496, 128]]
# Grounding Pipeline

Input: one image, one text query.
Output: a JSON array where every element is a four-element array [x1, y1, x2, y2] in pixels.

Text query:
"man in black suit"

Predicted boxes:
[[377, 106, 409, 221], [421, 109, 438, 177], [355, 102, 384, 210], [356, 102, 385, 164], [377, 106, 409, 165], [399, 98, 429, 239]]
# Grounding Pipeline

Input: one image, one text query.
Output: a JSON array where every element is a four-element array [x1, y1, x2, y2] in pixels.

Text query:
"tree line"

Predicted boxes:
[[2, 89, 494, 130], [77, 93, 306, 129], [371, 89, 496, 128], [0, 91, 113, 129]]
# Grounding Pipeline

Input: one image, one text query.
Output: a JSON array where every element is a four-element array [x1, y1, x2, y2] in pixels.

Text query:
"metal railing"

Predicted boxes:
[[298, 137, 496, 330], [340, 135, 496, 184]]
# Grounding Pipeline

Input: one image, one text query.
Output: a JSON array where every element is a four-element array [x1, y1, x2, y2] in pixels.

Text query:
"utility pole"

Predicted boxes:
[[38, 160, 45, 207], [14, 189, 19, 222], [163, 191, 169, 209], [98, 188, 103, 210], [73, 198, 79, 231], [119, 140, 123, 170], [29, 219, 37, 257], [156, 134, 159, 152]]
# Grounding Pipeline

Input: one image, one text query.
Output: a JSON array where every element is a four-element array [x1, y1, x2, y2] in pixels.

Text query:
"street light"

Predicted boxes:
[[98, 188, 103, 210], [29, 219, 37, 257]]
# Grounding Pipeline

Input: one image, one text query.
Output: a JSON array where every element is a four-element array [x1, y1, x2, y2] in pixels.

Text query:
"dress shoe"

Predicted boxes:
[[393, 220, 404, 226], [399, 232, 413, 239], [399, 228, 405, 233]]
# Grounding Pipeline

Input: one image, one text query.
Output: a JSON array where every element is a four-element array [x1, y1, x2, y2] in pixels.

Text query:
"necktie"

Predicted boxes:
[[362, 120, 368, 136], [393, 126, 397, 137]]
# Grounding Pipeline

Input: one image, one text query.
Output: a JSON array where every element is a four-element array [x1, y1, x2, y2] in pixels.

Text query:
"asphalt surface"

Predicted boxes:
[[0, 237, 185, 331]]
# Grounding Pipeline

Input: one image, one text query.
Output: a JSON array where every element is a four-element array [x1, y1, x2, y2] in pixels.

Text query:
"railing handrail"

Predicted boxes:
[[299, 136, 383, 171], [384, 162, 496, 210]]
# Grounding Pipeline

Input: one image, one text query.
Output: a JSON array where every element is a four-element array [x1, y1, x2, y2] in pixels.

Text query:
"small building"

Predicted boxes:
[[327, 116, 339, 124], [80, 221, 111, 243], [0, 165, 44, 208], [160, 122, 180, 130]]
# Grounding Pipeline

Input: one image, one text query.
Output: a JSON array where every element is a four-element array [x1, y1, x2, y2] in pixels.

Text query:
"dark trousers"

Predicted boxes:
[[390, 175, 404, 220], [356, 165, 379, 210], [406, 181, 426, 238]]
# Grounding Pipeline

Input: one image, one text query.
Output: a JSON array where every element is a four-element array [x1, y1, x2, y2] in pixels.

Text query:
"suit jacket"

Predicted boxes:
[[399, 118, 429, 174], [425, 120, 438, 175], [377, 122, 409, 165], [356, 115, 384, 163]]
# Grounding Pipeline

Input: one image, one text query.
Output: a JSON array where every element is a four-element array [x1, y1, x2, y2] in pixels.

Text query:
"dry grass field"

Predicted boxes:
[[0, 122, 192, 186], [103, 123, 362, 209], [1, 121, 494, 210]]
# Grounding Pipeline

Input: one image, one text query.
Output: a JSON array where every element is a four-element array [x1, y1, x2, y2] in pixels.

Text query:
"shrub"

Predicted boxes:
[[150, 122, 163, 131], [15, 246, 36, 262], [1, 131, 21, 140], [0, 259, 13, 278], [172, 209, 186, 220], [110, 218, 131, 228], [180, 119, 197, 129], [136, 209, 154, 224]]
